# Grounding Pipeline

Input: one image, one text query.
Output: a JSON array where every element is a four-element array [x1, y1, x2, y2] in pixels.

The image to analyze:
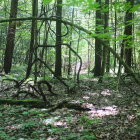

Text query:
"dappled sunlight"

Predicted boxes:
[[42, 117, 67, 127], [53, 121, 67, 127], [82, 96, 90, 100], [101, 89, 111, 96], [84, 91, 99, 96], [88, 105, 118, 118], [47, 137, 57, 140], [5, 124, 22, 130], [127, 115, 135, 120], [82, 103, 95, 109]]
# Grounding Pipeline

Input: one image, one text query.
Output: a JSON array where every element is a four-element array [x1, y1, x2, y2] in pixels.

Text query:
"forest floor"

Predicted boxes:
[[0, 75, 140, 140]]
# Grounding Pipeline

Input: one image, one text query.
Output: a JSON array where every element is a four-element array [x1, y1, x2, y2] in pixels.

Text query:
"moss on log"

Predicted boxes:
[[0, 99, 49, 108], [0, 99, 91, 111]]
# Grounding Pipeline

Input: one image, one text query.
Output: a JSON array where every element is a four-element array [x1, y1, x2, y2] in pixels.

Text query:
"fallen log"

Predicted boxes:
[[0, 99, 91, 111], [0, 99, 49, 108], [47, 100, 91, 112]]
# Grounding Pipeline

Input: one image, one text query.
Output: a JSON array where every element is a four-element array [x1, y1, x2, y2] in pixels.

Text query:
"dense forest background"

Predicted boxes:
[[1, 0, 140, 81], [0, 0, 140, 139]]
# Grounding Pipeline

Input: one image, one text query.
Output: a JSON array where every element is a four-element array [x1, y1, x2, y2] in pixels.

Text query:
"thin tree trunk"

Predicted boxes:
[[100, 0, 109, 80], [68, 7, 75, 77], [26, 0, 38, 78], [114, 2, 117, 72], [4, 0, 18, 74], [105, 0, 110, 73], [94, 0, 102, 77], [55, 0, 62, 77], [74, 31, 80, 81], [124, 0, 134, 73]]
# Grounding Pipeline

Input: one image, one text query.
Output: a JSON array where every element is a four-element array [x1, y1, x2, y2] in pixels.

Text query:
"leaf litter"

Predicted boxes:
[[0, 77, 140, 140]]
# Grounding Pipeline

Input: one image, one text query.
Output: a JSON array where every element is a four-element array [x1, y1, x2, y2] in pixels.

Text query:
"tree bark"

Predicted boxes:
[[26, 0, 38, 78], [94, 0, 102, 77], [124, 0, 134, 73], [105, 0, 110, 73], [101, 0, 109, 79], [4, 0, 18, 74], [119, 0, 134, 74], [55, 0, 62, 77]]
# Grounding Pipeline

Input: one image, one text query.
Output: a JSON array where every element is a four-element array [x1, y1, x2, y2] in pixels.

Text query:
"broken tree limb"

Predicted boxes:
[[37, 80, 57, 96]]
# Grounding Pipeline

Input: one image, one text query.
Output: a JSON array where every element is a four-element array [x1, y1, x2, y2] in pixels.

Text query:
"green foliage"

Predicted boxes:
[[0, 130, 8, 140], [0, 129, 16, 140], [81, 134, 96, 140], [60, 133, 78, 140], [22, 120, 37, 130], [22, 111, 30, 115], [80, 73, 93, 79], [48, 126, 66, 135], [79, 115, 101, 126], [131, 4, 140, 12], [43, 0, 53, 5]]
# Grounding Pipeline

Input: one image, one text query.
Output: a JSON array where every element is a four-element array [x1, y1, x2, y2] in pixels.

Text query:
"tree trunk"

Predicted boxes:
[[55, 0, 62, 77], [105, 0, 110, 73], [113, 0, 117, 72], [26, 0, 38, 78], [99, 0, 109, 82], [94, 0, 102, 77], [124, 0, 134, 73], [4, 0, 18, 74]]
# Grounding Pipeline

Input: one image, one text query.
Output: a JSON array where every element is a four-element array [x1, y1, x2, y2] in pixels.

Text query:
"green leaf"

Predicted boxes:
[[82, 134, 97, 139], [43, 0, 52, 5], [22, 111, 29, 115]]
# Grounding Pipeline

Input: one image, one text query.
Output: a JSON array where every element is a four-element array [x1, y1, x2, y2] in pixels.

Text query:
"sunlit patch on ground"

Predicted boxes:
[[82, 103, 95, 109], [5, 124, 22, 130], [42, 117, 67, 127], [127, 115, 135, 120], [84, 91, 99, 96], [47, 137, 57, 140], [82, 96, 90, 100], [88, 105, 118, 117], [52, 121, 67, 127], [101, 89, 111, 96]]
